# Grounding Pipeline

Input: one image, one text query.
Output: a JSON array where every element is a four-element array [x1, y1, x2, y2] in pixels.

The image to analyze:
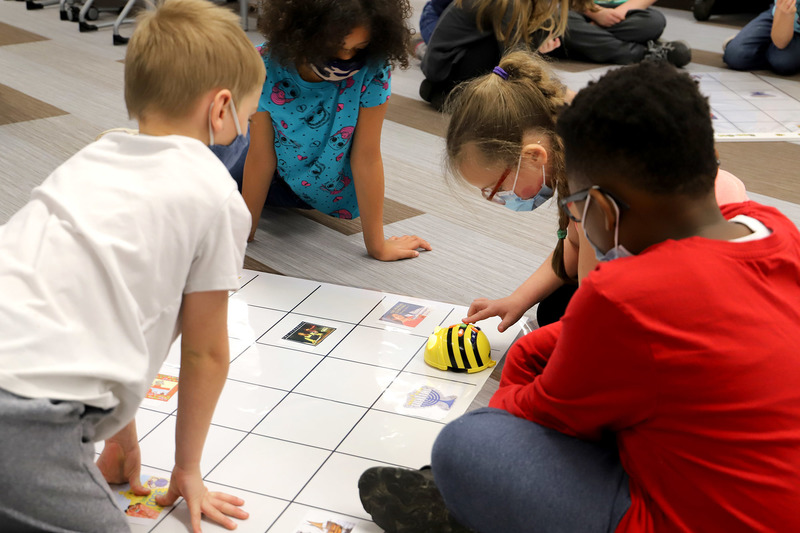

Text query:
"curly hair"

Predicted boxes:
[[445, 51, 574, 282], [557, 62, 718, 196], [258, 0, 412, 70]]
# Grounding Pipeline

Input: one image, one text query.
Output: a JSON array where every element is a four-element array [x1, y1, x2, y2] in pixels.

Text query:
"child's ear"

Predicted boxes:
[[208, 89, 233, 137], [588, 188, 618, 231], [522, 143, 548, 166]]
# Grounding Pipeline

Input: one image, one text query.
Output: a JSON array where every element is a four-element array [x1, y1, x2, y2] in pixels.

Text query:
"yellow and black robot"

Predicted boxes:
[[424, 323, 495, 374]]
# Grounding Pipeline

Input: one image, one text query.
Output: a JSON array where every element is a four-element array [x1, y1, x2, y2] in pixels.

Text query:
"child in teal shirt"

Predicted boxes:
[[241, 0, 432, 262]]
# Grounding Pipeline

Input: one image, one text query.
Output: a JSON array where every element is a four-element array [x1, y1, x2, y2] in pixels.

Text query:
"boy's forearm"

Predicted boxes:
[[174, 345, 229, 469], [771, 13, 795, 48], [106, 419, 138, 448], [174, 291, 231, 470]]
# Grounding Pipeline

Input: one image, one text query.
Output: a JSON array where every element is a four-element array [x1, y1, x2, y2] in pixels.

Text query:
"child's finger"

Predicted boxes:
[[413, 237, 432, 250], [129, 475, 151, 496], [464, 307, 494, 324], [155, 484, 181, 508]]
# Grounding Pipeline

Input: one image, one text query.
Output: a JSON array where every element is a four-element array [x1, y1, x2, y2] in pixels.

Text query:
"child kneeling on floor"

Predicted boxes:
[[358, 62, 800, 533], [0, 0, 264, 530]]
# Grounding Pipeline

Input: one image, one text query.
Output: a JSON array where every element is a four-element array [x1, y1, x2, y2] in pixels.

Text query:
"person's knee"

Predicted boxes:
[[636, 9, 666, 37], [767, 47, 800, 76], [723, 39, 760, 70]]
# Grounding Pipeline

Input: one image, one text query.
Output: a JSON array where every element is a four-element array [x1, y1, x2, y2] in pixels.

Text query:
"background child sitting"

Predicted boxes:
[[238, 0, 431, 262], [559, 0, 691, 67], [0, 0, 264, 530], [359, 61, 800, 533], [723, 0, 800, 75], [419, 0, 592, 111]]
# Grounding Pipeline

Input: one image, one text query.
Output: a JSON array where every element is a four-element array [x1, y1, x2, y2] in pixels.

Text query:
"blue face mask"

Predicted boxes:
[[581, 193, 634, 262], [208, 99, 249, 187], [494, 153, 554, 212], [310, 50, 367, 82]]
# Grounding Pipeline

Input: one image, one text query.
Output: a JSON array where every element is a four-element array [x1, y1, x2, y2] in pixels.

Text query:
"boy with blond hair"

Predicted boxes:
[[0, 0, 265, 531]]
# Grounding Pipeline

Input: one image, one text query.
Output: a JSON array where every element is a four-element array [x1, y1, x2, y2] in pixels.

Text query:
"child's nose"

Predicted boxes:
[[339, 50, 356, 60]]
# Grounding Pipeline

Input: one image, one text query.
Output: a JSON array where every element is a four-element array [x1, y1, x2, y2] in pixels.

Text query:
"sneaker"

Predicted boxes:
[[692, 0, 715, 21], [644, 40, 692, 68], [358, 466, 476, 533], [411, 36, 428, 61]]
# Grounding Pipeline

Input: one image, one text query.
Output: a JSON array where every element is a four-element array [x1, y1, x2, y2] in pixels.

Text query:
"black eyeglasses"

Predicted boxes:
[[559, 185, 629, 223]]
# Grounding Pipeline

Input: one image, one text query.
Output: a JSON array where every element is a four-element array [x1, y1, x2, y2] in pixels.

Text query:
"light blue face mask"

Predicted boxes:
[[494, 153, 554, 212], [581, 193, 634, 262], [208, 98, 249, 180]]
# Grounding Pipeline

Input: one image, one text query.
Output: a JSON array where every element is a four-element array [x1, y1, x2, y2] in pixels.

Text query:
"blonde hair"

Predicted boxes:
[[463, 0, 593, 49], [445, 50, 573, 282], [125, 0, 265, 121]]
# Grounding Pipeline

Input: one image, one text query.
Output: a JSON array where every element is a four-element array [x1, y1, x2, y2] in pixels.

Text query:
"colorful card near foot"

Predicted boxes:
[[145, 374, 178, 402]]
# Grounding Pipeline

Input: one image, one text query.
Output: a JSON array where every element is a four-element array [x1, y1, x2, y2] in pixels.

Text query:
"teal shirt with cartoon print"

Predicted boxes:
[[257, 49, 392, 220]]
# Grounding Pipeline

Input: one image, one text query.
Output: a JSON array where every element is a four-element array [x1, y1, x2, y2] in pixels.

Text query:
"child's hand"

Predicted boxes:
[[372, 235, 432, 261], [156, 465, 249, 532], [587, 7, 624, 27], [775, 0, 797, 15], [96, 426, 150, 496], [463, 294, 528, 333], [537, 36, 561, 54]]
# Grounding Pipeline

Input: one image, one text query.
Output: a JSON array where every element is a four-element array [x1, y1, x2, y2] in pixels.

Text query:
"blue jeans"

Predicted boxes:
[[419, 0, 453, 43], [431, 408, 631, 533], [723, 7, 800, 75]]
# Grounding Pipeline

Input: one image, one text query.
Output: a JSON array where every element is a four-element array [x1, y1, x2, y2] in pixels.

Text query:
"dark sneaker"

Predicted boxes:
[[693, 0, 715, 20], [644, 40, 692, 68], [358, 466, 476, 533]]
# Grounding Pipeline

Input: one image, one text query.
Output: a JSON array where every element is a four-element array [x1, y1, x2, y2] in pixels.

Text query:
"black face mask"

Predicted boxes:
[[310, 49, 368, 81]]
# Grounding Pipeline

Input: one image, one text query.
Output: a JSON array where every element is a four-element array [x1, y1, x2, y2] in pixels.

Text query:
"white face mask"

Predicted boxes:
[[493, 153, 553, 212], [581, 192, 634, 262]]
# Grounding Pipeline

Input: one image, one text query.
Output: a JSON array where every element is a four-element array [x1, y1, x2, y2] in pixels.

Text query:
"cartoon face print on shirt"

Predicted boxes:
[[304, 104, 331, 129], [329, 126, 355, 150], [271, 79, 300, 105], [371, 69, 390, 90], [321, 171, 352, 195], [310, 161, 326, 180], [274, 128, 300, 150]]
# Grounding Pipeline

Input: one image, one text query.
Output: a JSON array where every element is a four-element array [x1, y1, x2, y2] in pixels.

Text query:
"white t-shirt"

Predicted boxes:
[[0, 132, 250, 440]]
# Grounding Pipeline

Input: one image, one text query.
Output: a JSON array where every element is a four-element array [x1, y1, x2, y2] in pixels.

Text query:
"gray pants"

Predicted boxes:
[[560, 9, 666, 64], [0, 388, 130, 533]]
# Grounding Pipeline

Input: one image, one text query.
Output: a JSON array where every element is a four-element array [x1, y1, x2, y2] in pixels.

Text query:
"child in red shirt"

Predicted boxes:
[[359, 62, 800, 533]]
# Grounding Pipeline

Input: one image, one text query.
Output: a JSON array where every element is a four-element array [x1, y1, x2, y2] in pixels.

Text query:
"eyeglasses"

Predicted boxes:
[[481, 168, 512, 204], [559, 185, 629, 223]]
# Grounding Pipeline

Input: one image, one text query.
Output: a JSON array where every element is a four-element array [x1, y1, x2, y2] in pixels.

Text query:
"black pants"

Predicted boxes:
[[536, 283, 578, 327]]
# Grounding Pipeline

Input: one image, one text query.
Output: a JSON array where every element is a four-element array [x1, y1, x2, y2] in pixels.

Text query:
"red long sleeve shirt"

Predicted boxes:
[[490, 202, 800, 532]]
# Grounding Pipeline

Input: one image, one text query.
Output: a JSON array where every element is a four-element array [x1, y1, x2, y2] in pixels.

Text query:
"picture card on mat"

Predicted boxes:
[[379, 302, 431, 328], [283, 321, 337, 346]]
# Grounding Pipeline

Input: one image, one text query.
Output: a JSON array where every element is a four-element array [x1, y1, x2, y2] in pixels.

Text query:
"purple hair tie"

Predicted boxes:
[[493, 66, 509, 80]]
